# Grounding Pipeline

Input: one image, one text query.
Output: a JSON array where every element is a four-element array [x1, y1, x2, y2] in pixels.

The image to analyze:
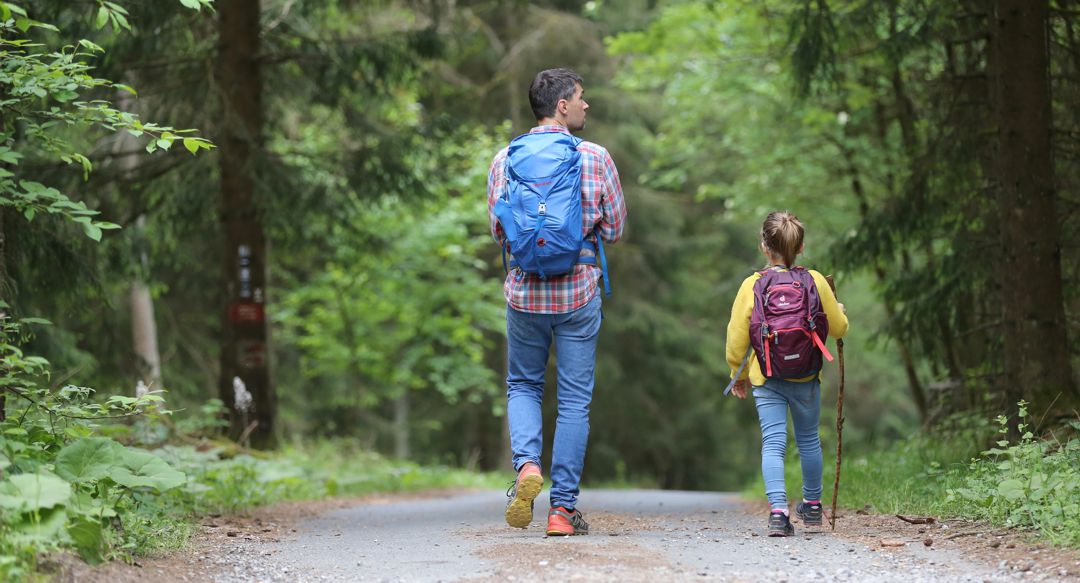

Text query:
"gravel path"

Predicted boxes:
[[196, 489, 1073, 583]]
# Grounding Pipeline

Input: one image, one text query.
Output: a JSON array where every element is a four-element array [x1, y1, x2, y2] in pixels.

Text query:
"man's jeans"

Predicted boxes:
[[506, 294, 602, 511], [752, 378, 824, 511]]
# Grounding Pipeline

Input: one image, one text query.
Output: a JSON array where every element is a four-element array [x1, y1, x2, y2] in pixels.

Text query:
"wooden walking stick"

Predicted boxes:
[[826, 275, 845, 531]]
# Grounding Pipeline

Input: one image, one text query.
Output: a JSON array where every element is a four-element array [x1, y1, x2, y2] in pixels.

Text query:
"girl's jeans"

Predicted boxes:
[[505, 294, 602, 511], [753, 378, 824, 511]]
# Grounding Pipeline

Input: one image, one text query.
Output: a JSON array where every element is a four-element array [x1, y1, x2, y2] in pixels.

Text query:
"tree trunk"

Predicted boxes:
[[217, 0, 275, 448], [0, 209, 6, 422], [116, 89, 164, 392], [990, 0, 1078, 416], [393, 392, 410, 460], [130, 275, 162, 388]]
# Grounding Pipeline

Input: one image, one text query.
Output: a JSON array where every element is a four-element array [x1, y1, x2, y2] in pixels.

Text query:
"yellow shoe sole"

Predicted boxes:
[[504, 474, 543, 528]]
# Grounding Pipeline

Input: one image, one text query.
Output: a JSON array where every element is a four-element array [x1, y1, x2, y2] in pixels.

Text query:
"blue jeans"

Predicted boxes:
[[506, 294, 602, 511], [753, 378, 823, 511]]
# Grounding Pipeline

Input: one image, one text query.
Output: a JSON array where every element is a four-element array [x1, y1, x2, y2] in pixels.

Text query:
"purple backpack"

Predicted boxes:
[[749, 266, 834, 379]]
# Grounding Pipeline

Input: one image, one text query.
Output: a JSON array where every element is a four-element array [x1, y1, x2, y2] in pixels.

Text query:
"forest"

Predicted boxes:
[[0, 0, 1077, 577]]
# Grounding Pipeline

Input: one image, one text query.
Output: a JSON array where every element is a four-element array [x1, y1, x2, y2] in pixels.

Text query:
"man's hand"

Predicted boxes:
[[731, 379, 748, 399]]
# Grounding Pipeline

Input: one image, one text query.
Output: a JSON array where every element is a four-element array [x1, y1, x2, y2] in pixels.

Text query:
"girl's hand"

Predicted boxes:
[[838, 302, 846, 314], [731, 379, 748, 399]]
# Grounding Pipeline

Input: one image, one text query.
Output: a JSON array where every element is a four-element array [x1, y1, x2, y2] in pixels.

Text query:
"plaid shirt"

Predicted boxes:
[[488, 125, 627, 314]]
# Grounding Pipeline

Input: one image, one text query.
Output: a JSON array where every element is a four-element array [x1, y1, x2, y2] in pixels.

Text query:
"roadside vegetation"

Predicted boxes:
[[0, 326, 498, 580], [755, 405, 1080, 548]]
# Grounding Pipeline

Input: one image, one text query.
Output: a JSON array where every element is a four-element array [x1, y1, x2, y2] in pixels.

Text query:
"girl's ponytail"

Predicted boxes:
[[761, 211, 804, 267]]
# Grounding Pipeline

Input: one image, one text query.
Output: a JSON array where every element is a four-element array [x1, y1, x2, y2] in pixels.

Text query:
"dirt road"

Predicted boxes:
[[62, 488, 1079, 582]]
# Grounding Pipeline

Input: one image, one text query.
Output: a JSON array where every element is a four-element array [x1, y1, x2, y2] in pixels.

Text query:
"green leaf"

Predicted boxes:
[[114, 83, 137, 96], [179, 0, 202, 10], [156, 138, 172, 151], [15, 17, 29, 32], [110, 448, 185, 491], [0, 472, 72, 511], [9, 507, 69, 545], [997, 478, 1026, 502], [95, 6, 108, 29], [68, 517, 105, 563], [183, 138, 201, 154], [104, 1, 129, 14], [78, 39, 105, 53], [82, 222, 103, 241], [0, 148, 22, 165], [55, 438, 123, 484], [23, 208, 35, 221], [28, 20, 58, 32]]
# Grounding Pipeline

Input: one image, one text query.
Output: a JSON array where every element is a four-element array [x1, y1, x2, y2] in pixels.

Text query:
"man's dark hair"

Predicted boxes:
[[528, 68, 583, 120]]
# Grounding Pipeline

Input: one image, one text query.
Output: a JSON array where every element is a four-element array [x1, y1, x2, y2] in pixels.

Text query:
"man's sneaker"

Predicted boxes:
[[795, 501, 823, 526], [546, 506, 589, 536], [768, 511, 795, 537], [504, 462, 543, 528]]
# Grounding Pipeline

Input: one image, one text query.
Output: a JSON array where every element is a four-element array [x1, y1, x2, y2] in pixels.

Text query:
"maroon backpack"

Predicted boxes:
[[749, 266, 834, 379]]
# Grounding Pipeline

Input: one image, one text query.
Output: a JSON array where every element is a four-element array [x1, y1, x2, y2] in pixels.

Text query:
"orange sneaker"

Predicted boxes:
[[504, 462, 543, 528], [545, 506, 589, 536]]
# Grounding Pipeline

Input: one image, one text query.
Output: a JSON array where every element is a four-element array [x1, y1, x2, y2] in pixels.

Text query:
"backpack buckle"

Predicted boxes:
[[538, 203, 547, 215]]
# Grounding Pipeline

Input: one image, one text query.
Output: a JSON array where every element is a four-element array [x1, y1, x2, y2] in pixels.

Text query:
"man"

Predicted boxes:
[[487, 68, 627, 536]]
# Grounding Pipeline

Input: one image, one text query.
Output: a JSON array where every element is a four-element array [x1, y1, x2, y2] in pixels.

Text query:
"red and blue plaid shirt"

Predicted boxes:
[[488, 125, 627, 314]]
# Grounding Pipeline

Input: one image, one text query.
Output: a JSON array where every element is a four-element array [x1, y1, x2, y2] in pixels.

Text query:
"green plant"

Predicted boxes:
[[0, 2, 213, 242], [945, 402, 1080, 545], [0, 315, 186, 575]]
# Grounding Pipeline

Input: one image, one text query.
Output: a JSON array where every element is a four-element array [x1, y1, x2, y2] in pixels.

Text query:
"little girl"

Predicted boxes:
[[725, 211, 848, 536]]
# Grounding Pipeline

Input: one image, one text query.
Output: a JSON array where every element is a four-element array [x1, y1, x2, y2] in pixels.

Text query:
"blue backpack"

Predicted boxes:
[[493, 131, 611, 294]]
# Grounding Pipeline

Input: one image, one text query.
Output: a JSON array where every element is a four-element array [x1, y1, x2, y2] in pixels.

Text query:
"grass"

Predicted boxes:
[[149, 436, 505, 531]]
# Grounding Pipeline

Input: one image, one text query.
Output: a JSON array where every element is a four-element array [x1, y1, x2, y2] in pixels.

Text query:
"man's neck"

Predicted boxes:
[[536, 117, 567, 129]]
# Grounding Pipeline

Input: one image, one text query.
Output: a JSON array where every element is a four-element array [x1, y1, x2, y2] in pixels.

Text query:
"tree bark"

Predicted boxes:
[[217, 0, 276, 448], [393, 392, 410, 460], [116, 90, 164, 392], [0, 208, 6, 422], [130, 275, 162, 388], [990, 0, 1078, 416]]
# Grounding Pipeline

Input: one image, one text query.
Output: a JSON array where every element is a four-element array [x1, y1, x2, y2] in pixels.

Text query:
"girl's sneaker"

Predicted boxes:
[[768, 511, 795, 537], [795, 501, 823, 526]]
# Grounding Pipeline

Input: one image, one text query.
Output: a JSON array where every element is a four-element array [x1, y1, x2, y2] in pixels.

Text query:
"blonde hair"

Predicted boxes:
[[761, 211, 804, 267]]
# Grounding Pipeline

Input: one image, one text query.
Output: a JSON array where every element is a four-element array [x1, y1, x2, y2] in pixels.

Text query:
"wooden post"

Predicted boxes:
[[826, 275, 845, 531]]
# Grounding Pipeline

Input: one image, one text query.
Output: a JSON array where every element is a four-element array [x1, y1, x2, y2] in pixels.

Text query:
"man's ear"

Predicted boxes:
[[557, 99, 568, 115]]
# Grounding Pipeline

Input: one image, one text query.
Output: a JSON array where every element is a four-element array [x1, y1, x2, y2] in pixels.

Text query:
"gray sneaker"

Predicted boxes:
[[768, 511, 795, 537], [795, 501, 823, 526]]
